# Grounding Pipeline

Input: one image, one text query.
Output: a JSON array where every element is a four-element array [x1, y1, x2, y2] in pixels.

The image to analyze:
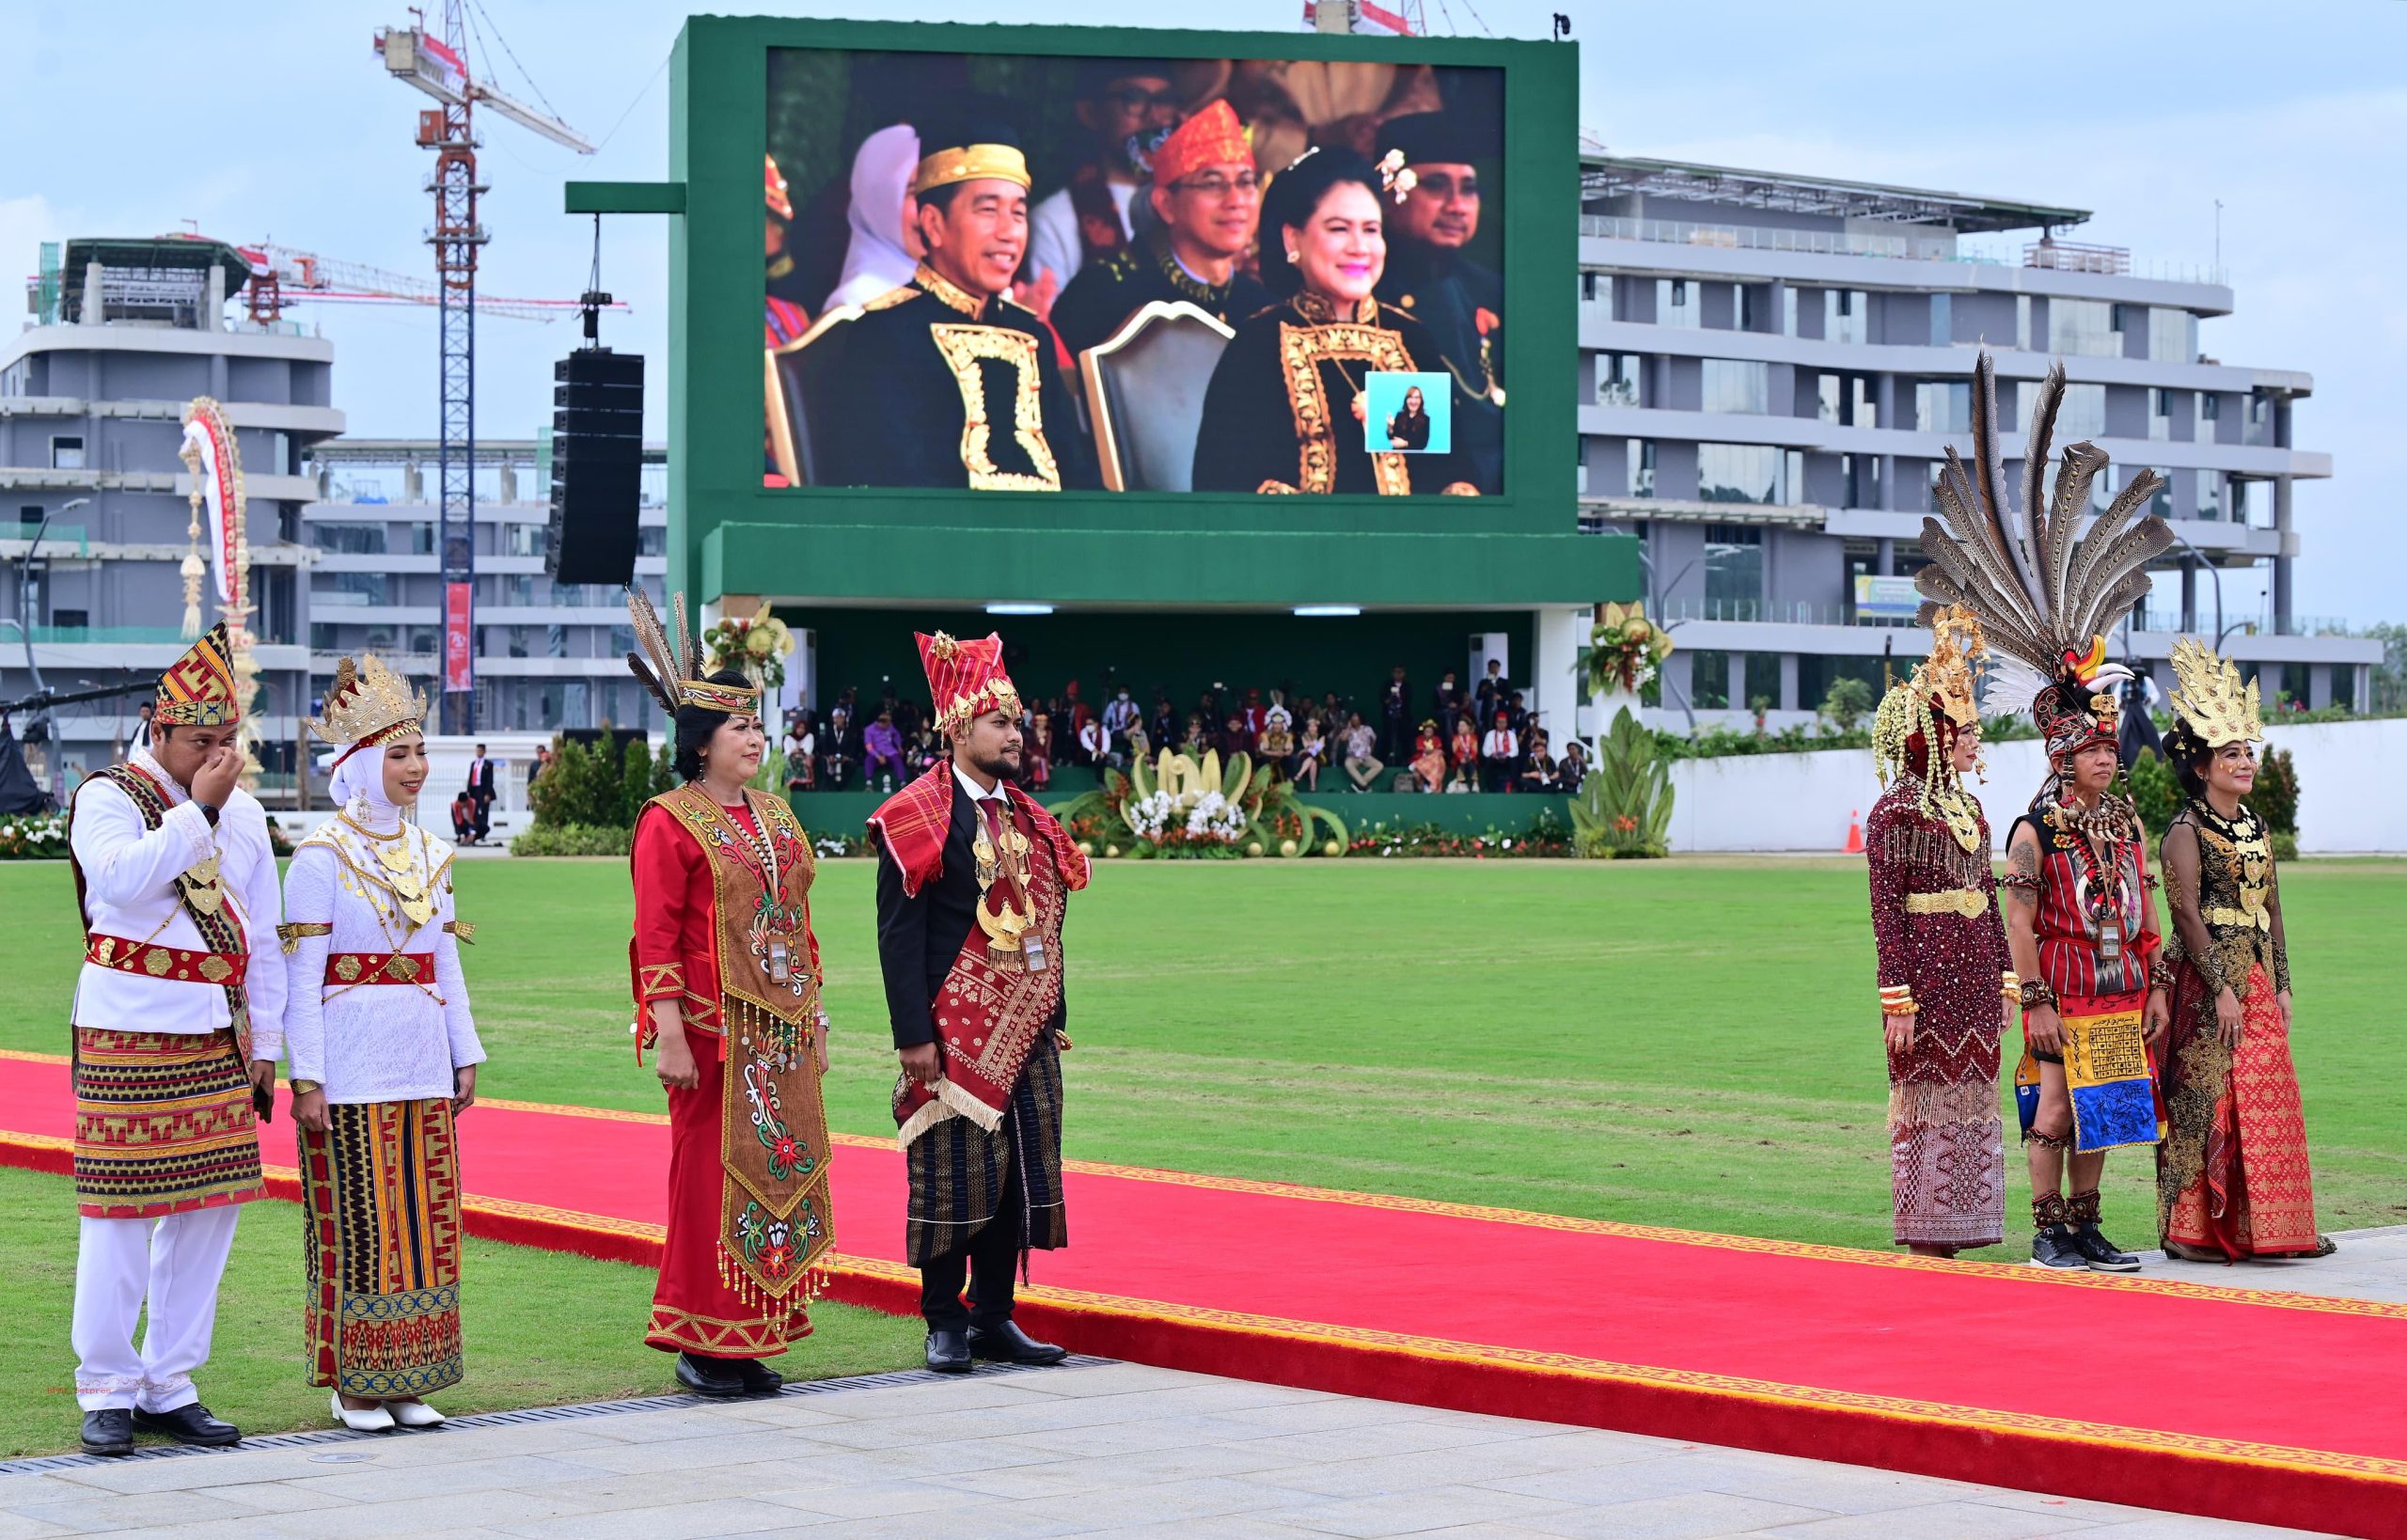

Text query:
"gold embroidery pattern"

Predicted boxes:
[[913, 262, 983, 318], [928, 323, 1062, 492], [1276, 319, 1416, 495], [277, 922, 333, 955], [637, 962, 685, 999]]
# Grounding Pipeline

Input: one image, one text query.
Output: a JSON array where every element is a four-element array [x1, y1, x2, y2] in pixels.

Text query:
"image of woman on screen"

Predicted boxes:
[[1191, 148, 1478, 496], [1387, 385, 1431, 451]]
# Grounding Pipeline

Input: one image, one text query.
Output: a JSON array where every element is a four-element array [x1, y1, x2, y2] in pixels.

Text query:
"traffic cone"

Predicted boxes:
[[1844, 809, 1864, 854]]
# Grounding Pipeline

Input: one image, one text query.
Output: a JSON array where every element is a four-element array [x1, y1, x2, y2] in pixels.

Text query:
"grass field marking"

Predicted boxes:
[[987, 1278, 2407, 1487]]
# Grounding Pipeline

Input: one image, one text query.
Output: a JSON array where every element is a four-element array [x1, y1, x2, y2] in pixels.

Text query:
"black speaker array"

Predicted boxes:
[[545, 348, 644, 587]]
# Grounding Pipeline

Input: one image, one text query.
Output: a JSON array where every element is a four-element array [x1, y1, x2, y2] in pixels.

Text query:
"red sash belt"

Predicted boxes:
[[324, 951, 435, 986], [86, 934, 247, 986]]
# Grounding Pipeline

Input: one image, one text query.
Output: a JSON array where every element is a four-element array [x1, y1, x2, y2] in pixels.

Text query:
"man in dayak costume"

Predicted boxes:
[[870, 632, 1090, 1374], [625, 588, 835, 1396], [1916, 354, 2172, 1272], [825, 125, 1093, 492], [66, 623, 286, 1455]]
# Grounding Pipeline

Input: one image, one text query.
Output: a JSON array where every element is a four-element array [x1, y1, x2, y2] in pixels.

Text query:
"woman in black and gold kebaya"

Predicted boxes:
[[1191, 148, 1477, 496]]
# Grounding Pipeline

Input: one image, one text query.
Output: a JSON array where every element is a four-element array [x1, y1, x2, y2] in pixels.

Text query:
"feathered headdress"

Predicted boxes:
[[624, 586, 761, 716], [1914, 353, 2171, 765]]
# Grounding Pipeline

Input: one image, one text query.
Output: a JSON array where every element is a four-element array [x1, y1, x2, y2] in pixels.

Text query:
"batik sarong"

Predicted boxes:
[[300, 1098, 465, 1397], [2159, 962, 2319, 1258], [72, 1027, 263, 1218]]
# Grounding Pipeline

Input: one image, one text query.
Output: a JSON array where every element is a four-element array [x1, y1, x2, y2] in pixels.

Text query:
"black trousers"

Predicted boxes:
[[919, 1127, 1025, 1333]]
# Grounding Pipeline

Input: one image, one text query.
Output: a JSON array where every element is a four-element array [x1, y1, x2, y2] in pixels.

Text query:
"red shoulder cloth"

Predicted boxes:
[[867, 765, 1091, 899]]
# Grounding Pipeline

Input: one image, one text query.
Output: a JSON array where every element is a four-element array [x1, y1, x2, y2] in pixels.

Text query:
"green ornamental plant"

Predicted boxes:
[[2246, 745, 2299, 837], [1818, 677, 1877, 734], [2126, 747, 2179, 837], [1570, 706, 1674, 858]]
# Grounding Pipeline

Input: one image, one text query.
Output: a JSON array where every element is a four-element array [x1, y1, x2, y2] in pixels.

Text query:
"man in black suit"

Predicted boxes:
[[1380, 665, 1411, 764], [464, 743, 498, 843], [869, 632, 1088, 1376]]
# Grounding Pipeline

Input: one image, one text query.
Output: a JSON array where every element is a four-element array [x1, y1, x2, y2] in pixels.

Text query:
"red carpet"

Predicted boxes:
[[7, 1048, 2401, 1536]]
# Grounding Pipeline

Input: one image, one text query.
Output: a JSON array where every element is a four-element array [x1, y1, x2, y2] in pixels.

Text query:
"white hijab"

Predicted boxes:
[[826, 123, 921, 312], [327, 737, 416, 835]]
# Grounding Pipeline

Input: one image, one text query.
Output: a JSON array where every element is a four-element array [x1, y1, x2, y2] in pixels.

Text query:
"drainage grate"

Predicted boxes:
[[0, 1355, 1118, 1477]]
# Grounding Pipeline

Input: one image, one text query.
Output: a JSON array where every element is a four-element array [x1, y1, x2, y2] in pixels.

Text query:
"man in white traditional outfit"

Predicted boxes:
[[66, 622, 285, 1456], [281, 653, 484, 1431]]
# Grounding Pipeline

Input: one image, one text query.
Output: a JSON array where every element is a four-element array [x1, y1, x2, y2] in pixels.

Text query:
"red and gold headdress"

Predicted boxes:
[[764, 154, 794, 221], [153, 621, 241, 728], [1873, 604, 1988, 789], [918, 631, 1021, 737], [1148, 101, 1251, 189], [625, 586, 762, 716], [309, 653, 427, 766]]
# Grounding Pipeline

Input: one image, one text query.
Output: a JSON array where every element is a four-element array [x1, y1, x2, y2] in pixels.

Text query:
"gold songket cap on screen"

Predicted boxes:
[[911, 144, 1031, 196]]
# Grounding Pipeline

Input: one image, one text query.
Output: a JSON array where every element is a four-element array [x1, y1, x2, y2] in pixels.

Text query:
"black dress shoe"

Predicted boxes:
[[674, 1352, 749, 1397], [925, 1328, 974, 1374], [732, 1358, 784, 1396], [133, 1404, 241, 1447], [81, 1409, 134, 1456], [968, 1319, 1068, 1366]]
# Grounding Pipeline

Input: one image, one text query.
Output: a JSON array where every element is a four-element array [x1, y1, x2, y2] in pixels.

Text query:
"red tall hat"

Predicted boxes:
[[154, 621, 240, 728], [1152, 101, 1251, 189], [918, 631, 1022, 736]]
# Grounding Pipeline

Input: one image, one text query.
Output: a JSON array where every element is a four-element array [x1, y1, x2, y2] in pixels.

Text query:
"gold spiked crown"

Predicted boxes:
[[1917, 605, 1987, 730], [308, 654, 427, 765], [2169, 636, 2262, 749]]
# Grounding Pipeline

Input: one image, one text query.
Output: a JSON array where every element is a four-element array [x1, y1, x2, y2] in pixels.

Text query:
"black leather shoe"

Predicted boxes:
[[81, 1409, 134, 1456], [674, 1352, 748, 1397], [2072, 1223, 2143, 1273], [925, 1328, 974, 1374], [968, 1319, 1068, 1366], [2031, 1224, 2085, 1270], [133, 1404, 241, 1447], [732, 1358, 784, 1396]]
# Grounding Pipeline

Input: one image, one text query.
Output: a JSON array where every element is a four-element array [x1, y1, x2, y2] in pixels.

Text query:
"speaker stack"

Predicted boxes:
[[545, 348, 644, 587]]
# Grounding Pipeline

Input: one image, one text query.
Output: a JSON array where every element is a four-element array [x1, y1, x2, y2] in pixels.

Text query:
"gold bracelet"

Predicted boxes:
[[291, 1079, 321, 1095], [2001, 969, 2022, 1003], [1879, 985, 1916, 1016]]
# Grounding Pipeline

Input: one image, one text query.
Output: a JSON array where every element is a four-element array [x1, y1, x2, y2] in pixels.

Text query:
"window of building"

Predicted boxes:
[[637, 526, 668, 558], [506, 523, 544, 558], [1597, 352, 1640, 407], [508, 626, 530, 659], [328, 571, 387, 605], [309, 622, 341, 652], [1928, 292, 1953, 347], [50, 435, 85, 470], [1915, 381, 1972, 434], [1825, 289, 1867, 346], [2150, 388, 2174, 442], [1657, 277, 1700, 329], [2134, 465, 2174, 521], [1781, 287, 1799, 338], [1580, 271, 1612, 320], [1701, 359, 1770, 416], [1688, 651, 1731, 709], [2150, 307, 2197, 364], [2244, 394, 2273, 446], [1628, 439, 1655, 498], [1819, 374, 1876, 428], [2055, 382, 2107, 441], [310, 521, 386, 555], [1698, 445, 1793, 505], [2195, 469, 2223, 522], [2048, 298, 2120, 358], [1744, 653, 1782, 711], [546, 624, 567, 658], [1704, 525, 1764, 606], [1798, 654, 1890, 706], [51, 606, 88, 631], [504, 574, 535, 605]]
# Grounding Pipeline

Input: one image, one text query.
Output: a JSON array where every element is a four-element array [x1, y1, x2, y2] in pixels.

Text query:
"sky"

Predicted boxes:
[[4, 0, 2401, 624]]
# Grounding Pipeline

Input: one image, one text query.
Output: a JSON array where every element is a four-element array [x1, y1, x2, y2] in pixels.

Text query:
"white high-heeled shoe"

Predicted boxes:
[[388, 1399, 444, 1428], [330, 1392, 395, 1432]]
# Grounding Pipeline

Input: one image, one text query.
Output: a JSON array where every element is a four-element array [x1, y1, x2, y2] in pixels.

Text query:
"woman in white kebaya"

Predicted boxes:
[[280, 654, 485, 1432]]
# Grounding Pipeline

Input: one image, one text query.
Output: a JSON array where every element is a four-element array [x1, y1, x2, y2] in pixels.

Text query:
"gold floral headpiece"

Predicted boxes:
[[2169, 636, 2262, 749], [309, 653, 427, 765], [1917, 605, 1987, 731]]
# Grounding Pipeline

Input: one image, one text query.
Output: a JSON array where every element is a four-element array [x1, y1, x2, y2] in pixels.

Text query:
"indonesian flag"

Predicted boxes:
[[180, 406, 242, 608]]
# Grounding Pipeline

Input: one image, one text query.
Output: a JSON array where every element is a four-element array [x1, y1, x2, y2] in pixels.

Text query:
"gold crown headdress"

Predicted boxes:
[[2168, 636, 2262, 749], [309, 653, 427, 765], [1873, 604, 1989, 788], [624, 586, 762, 716]]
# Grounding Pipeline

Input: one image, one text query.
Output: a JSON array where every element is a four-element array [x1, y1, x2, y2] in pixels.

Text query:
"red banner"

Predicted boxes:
[[443, 581, 474, 694]]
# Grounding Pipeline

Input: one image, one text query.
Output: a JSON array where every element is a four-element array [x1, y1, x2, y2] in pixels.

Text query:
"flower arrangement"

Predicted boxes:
[[0, 811, 70, 859], [702, 601, 795, 691], [1345, 809, 1574, 859], [1586, 601, 1674, 696], [1049, 746, 1348, 860]]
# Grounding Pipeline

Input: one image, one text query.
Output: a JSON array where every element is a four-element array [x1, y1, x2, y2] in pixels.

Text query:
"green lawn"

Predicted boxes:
[[9, 856, 2401, 1260], [0, 1165, 924, 1458]]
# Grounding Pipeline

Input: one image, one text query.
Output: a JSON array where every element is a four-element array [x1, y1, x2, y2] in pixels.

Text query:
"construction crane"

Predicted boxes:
[[242, 243, 624, 325], [375, 5, 595, 732]]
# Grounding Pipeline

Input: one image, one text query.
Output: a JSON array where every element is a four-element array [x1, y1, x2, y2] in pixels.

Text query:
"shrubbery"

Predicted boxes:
[[508, 823, 635, 858], [517, 734, 673, 856]]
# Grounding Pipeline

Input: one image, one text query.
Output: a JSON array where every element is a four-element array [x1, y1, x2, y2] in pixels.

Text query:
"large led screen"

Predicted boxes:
[[763, 49, 1506, 498]]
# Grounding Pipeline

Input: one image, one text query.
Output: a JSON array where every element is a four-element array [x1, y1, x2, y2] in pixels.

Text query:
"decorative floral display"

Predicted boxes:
[[1345, 809, 1574, 859], [1586, 601, 1675, 696], [0, 812, 70, 860], [1050, 746, 1348, 860], [703, 601, 796, 690]]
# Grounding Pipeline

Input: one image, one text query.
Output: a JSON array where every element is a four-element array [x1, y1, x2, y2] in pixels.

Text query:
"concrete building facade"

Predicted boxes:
[[1572, 154, 2381, 727]]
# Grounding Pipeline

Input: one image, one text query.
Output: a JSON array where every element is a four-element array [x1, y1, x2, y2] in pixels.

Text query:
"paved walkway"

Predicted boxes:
[[5, 1231, 2391, 1540]]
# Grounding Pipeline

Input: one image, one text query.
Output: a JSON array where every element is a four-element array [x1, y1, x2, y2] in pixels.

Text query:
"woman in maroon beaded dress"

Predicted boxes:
[[1865, 607, 2017, 1257]]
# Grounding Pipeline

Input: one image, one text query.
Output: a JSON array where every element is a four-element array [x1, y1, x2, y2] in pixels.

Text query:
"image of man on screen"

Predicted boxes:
[[1027, 60, 1180, 301], [1051, 101, 1273, 362], [821, 124, 1093, 492], [1375, 111, 1502, 494]]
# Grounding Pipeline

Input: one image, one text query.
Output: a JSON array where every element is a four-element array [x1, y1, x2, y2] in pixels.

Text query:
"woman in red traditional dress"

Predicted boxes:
[[625, 592, 835, 1397], [2154, 640, 2331, 1262]]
